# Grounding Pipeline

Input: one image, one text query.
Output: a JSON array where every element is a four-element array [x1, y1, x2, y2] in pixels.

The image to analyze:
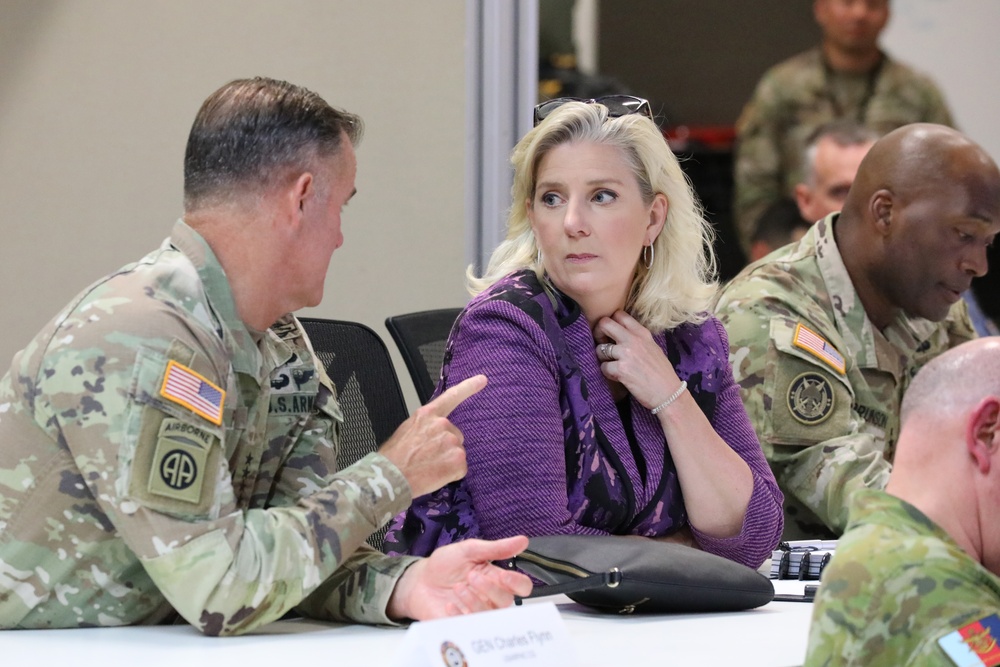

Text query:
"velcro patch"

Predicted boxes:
[[159, 360, 226, 425], [787, 372, 835, 425], [792, 323, 846, 375], [147, 417, 213, 504], [938, 613, 1000, 666]]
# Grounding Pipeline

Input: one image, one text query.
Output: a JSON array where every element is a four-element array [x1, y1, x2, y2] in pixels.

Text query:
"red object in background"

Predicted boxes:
[[664, 125, 736, 152]]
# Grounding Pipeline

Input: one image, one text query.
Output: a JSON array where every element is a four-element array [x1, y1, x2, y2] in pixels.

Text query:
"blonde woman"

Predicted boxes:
[[387, 98, 782, 568]]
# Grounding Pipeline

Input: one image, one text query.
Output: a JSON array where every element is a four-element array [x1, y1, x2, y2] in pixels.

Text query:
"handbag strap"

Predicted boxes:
[[515, 567, 623, 604]]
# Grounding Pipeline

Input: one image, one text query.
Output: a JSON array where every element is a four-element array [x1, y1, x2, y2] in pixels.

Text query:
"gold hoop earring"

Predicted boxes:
[[642, 244, 654, 270]]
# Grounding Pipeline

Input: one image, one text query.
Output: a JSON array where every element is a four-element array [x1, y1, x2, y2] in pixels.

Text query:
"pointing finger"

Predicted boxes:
[[426, 374, 488, 417]]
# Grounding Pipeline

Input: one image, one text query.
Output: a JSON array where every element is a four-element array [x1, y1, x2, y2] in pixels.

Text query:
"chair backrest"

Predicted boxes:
[[297, 317, 410, 551], [384, 307, 462, 404]]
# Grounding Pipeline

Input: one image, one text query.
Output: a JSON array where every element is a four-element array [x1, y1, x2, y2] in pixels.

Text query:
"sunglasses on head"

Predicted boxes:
[[532, 95, 654, 127]]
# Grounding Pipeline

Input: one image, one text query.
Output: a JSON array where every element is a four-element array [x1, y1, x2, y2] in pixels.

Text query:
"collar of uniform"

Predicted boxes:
[[170, 219, 262, 377], [812, 213, 880, 368], [814, 214, 947, 371], [802, 47, 829, 93], [846, 489, 955, 549], [262, 314, 303, 371]]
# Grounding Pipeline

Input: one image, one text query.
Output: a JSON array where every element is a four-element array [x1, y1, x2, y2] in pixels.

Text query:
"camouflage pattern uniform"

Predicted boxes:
[[734, 47, 954, 252], [805, 489, 1000, 666], [0, 220, 417, 635], [713, 214, 975, 539]]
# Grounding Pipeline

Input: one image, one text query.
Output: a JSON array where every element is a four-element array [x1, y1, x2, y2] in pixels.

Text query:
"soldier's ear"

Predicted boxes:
[[278, 171, 315, 233], [869, 189, 893, 236], [967, 396, 1000, 475], [292, 172, 315, 214], [794, 183, 811, 214]]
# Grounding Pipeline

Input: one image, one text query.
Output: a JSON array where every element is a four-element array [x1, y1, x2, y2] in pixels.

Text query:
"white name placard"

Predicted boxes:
[[392, 602, 579, 667]]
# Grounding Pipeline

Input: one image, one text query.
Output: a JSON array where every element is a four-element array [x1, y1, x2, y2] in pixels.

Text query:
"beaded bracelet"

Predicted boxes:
[[651, 380, 687, 415]]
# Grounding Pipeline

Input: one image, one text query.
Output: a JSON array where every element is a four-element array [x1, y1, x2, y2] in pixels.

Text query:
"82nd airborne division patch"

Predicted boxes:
[[148, 417, 214, 504]]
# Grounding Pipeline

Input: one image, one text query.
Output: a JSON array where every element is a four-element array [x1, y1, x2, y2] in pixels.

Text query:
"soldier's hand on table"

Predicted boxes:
[[378, 374, 487, 498], [386, 536, 532, 621]]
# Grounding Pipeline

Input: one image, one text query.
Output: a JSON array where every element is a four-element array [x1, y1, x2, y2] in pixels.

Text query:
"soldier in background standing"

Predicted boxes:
[[0, 77, 530, 635], [733, 0, 953, 253], [805, 337, 1000, 666], [714, 123, 999, 539]]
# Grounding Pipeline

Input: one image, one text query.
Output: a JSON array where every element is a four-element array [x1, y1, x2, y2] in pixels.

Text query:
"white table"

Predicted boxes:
[[1, 581, 815, 666]]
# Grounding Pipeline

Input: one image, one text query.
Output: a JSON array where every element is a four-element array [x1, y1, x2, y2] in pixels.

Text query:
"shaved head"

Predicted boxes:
[[836, 124, 1000, 329], [844, 124, 1000, 221], [901, 337, 1000, 424]]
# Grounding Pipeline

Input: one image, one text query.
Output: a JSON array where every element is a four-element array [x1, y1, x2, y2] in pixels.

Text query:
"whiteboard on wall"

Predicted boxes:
[[881, 0, 1000, 162]]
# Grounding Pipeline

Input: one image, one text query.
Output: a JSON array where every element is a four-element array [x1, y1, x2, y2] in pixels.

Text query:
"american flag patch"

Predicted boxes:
[[159, 360, 226, 425], [793, 323, 846, 375]]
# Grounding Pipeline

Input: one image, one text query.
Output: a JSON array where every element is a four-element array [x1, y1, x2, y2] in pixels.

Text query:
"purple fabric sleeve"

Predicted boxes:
[[684, 319, 785, 568], [442, 300, 610, 538]]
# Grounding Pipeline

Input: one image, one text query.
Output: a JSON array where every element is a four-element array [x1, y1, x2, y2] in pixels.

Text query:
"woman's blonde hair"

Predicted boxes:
[[468, 101, 718, 331]]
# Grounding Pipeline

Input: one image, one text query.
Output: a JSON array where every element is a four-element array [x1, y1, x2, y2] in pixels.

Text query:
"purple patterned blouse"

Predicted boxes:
[[385, 270, 783, 568]]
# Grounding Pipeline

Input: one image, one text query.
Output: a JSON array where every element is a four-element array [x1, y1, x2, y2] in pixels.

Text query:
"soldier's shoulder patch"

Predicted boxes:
[[147, 417, 214, 504], [787, 372, 835, 426], [938, 613, 1000, 666], [792, 323, 846, 375], [160, 359, 226, 425]]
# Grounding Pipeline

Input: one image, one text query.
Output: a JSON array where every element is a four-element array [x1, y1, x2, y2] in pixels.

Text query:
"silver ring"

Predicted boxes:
[[599, 343, 610, 359], [607, 344, 615, 359]]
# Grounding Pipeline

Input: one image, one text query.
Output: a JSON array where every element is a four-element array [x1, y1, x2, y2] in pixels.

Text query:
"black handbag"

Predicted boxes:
[[511, 534, 774, 614]]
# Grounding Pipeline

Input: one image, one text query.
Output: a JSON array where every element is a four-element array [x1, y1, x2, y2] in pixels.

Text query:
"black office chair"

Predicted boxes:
[[384, 307, 462, 404], [298, 317, 410, 551]]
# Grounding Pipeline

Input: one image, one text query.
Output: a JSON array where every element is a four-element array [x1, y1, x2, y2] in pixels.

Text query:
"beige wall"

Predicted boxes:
[[0, 0, 470, 409]]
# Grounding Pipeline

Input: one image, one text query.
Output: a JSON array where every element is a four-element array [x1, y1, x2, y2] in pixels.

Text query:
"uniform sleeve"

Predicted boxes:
[[733, 73, 787, 255], [443, 302, 610, 539], [265, 385, 417, 626], [295, 543, 418, 626], [716, 289, 890, 536], [687, 319, 784, 568], [34, 315, 413, 635]]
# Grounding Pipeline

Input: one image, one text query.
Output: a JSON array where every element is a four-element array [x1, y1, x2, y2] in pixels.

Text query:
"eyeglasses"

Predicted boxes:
[[532, 95, 654, 127]]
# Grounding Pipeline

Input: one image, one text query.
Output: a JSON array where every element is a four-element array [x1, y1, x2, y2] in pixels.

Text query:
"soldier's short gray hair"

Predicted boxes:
[[901, 338, 1000, 424], [802, 121, 881, 186]]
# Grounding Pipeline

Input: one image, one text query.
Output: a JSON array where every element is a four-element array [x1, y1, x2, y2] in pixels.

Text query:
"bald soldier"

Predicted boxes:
[[715, 123, 1000, 539], [0, 78, 531, 635], [805, 337, 1000, 665]]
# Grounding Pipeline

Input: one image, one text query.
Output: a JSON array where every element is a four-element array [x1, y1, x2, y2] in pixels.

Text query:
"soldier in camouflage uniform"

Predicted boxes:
[[734, 0, 954, 253], [715, 123, 1000, 539], [0, 77, 531, 635], [805, 337, 1000, 666]]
